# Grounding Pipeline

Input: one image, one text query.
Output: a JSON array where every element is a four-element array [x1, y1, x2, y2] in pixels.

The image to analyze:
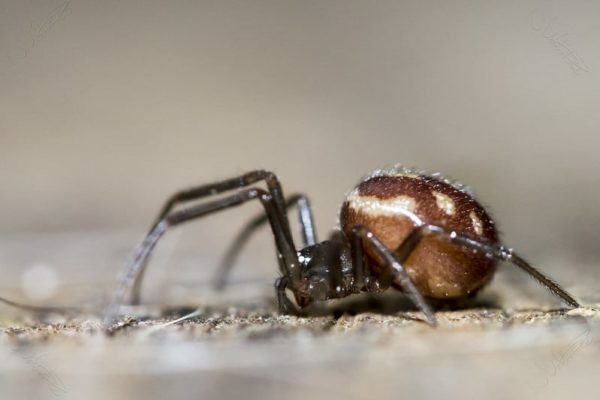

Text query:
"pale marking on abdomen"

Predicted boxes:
[[432, 191, 456, 216], [346, 191, 423, 226]]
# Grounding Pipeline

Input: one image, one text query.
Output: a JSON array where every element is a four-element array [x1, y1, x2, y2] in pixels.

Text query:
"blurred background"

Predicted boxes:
[[2, 0, 599, 297], [1, 0, 599, 299], [2, 1, 600, 400]]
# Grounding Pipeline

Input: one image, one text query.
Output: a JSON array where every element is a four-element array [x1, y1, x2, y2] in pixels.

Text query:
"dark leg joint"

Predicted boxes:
[[275, 276, 299, 315]]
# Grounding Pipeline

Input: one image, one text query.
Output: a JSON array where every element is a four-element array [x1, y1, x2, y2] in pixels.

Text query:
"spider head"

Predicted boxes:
[[293, 240, 347, 305]]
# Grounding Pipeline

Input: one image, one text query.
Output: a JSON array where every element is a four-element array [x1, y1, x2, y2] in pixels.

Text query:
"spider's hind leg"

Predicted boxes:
[[400, 224, 580, 308]]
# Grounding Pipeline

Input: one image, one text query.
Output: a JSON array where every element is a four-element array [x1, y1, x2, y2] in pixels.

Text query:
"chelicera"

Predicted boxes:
[[105, 166, 580, 325]]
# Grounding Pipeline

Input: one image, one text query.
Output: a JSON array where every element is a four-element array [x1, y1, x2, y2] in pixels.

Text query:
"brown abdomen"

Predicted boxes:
[[339, 170, 499, 299]]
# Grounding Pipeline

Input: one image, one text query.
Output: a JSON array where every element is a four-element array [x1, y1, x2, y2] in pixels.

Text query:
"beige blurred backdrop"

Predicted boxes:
[[1, 0, 599, 287]]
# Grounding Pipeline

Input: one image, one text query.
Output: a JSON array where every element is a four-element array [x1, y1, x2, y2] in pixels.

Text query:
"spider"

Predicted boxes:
[[104, 166, 580, 326]]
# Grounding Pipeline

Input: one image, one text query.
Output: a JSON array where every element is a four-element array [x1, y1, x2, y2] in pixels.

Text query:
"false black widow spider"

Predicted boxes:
[[104, 166, 580, 326]]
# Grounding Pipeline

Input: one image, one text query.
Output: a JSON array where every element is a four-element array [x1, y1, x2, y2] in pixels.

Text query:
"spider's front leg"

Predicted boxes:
[[129, 170, 291, 304], [274, 276, 300, 315], [103, 187, 300, 327], [213, 193, 317, 291]]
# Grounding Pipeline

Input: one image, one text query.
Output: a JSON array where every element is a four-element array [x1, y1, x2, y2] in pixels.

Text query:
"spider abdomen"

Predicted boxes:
[[339, 167, 499, 299]]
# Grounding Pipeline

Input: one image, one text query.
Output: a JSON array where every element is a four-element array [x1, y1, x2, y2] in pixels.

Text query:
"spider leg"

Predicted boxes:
[[213, 193, 316, 291], [351, 225, 438, 326], [399, 224, 580, 308], [275, 276, 299, 314], [151, 170, 289, 228], [130, 170, 291, 304], [344, 229, 368, 291], [0, 295, 81, 314], [103, 188, 299, 327]]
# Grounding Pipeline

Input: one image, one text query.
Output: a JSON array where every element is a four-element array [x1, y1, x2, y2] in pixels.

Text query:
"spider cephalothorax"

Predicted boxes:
[[104, 166, 579, 327]]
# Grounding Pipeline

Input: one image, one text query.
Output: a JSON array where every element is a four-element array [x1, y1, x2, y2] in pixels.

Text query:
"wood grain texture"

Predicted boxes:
[[1, 233, 598, 400]]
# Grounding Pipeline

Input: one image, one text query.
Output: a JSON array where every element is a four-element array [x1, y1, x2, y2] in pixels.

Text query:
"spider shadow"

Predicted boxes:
[[152, 291, 504, 323], [303, 291, 503, 319]]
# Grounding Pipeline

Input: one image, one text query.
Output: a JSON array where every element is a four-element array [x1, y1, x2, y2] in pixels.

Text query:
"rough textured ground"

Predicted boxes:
[[1, 233, 599, 400], [2, 301, 600, 400]]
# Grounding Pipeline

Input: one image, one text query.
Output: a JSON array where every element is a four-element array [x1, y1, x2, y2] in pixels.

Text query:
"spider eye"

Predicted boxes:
[[297, 253, 312, 266], [297, 243, 321, 269]]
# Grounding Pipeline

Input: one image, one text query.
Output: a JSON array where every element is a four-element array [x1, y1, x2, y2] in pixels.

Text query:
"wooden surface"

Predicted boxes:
[[3, 2, 600, 399], [1, 233, 599, 400]]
